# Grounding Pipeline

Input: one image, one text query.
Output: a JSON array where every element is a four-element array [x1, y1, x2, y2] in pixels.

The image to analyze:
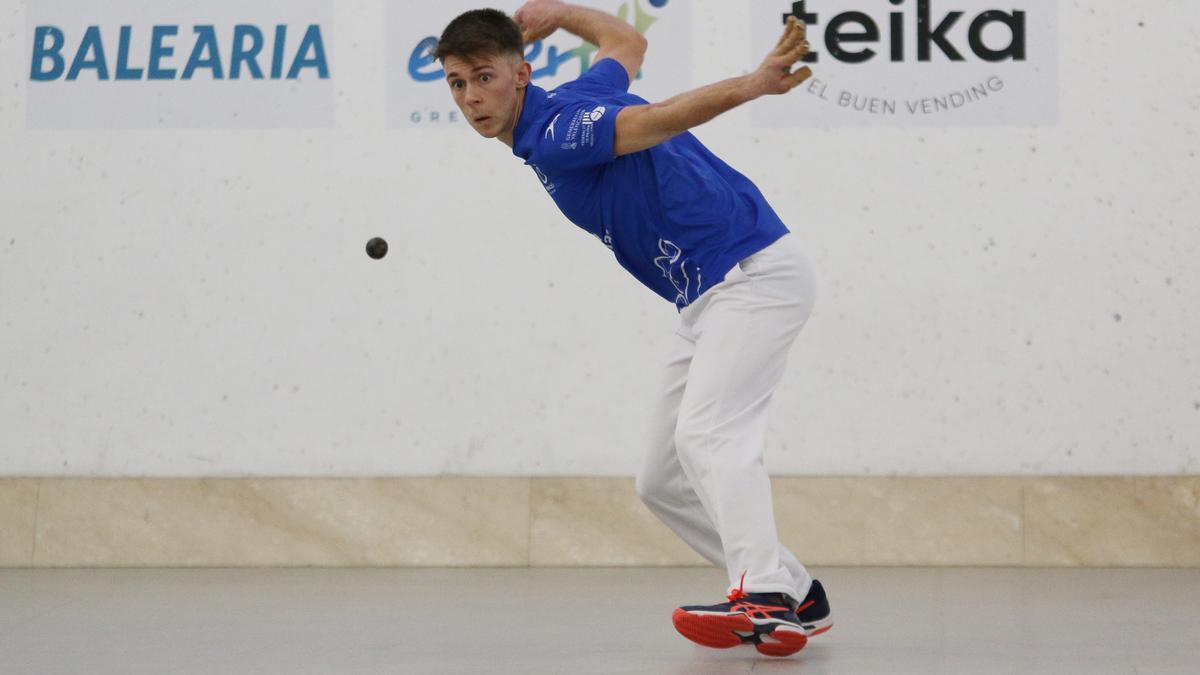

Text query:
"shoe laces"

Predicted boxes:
[[726, 570, 748, 603]]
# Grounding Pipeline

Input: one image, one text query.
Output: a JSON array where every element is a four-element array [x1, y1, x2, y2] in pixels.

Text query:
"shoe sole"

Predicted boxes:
[[802, 614, 834, 638], [672, 609, 809, 657]]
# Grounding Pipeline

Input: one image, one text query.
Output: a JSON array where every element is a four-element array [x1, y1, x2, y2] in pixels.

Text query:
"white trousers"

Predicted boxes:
[[635, 233, 817, 601]]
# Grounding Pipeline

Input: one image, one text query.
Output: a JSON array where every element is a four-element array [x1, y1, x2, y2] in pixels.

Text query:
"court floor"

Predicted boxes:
[[2, 566, 1197, 674]]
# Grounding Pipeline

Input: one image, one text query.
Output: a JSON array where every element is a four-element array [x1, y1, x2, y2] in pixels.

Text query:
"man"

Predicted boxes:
[[436, 1, 833, 658]]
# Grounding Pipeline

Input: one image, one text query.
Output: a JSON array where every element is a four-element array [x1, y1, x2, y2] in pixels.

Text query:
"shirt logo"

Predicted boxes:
[[530, 163, 556, 195], [592, 229, 614, 251], [654, 239, 702, 307], [562, 107, 599, 148], [545, 112, 561, 140]]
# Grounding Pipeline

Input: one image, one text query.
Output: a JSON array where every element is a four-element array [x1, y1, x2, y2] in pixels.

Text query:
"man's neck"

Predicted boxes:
[[498, 86, 527, 148]]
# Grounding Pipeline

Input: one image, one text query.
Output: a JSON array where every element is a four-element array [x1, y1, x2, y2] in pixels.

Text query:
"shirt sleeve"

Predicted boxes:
[[528, 101, 625, 172], [557, 57, 631, 95]]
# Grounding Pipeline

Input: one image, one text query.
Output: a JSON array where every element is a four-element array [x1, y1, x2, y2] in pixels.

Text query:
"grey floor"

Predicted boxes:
[[2, 567, 1198, 674]]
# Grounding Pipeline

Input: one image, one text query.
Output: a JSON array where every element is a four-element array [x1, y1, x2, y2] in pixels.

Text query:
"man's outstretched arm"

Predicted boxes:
[[613, 16, 812, 157], [514, 0, 646, 83]]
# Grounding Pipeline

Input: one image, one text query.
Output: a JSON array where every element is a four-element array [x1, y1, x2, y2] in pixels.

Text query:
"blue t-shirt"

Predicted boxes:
[[511, 58, 789, 310]]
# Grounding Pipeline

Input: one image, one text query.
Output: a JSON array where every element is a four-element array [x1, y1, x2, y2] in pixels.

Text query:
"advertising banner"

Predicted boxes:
[[752, 0, 1059, 126], [26, 0, 334, 129], [388, 0, 691, 128]]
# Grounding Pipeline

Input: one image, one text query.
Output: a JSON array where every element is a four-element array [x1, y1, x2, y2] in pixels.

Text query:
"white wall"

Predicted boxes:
[[1, 0, 1197, 477]]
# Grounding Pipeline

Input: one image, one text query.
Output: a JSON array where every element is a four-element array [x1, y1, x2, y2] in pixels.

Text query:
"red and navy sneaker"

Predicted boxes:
[[672, 573, 833, 658], [795, 578, 834, 638]]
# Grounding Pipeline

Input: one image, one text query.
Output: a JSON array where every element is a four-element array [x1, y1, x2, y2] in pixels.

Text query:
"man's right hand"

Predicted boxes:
[[514, 0, 566, 45], [749, 16, 813, 96]]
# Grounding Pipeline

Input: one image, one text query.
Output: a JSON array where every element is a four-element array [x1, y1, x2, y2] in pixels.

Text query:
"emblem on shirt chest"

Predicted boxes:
[[562, 106, 605, 150]]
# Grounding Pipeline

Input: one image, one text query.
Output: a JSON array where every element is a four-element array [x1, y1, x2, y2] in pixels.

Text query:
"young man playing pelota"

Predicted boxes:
[[435, 1, 833, 657]]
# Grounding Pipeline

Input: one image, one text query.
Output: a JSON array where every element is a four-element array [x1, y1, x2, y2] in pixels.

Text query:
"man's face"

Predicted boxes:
[[443, 52, 531, 140]]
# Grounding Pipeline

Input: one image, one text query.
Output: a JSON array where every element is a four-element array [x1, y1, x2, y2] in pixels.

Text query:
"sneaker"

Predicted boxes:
[[795, 579, 834, 638], [672, 572, 819, 658]]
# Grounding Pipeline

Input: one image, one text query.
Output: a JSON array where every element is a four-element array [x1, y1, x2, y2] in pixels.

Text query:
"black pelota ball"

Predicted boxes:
[[366, 237, 388, 260]]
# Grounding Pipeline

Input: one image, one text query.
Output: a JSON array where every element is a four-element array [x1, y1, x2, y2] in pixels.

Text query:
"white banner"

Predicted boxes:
[[387, 0, 691, 129], [751, 0, 1059, 126], [26, 0, 334, 129]]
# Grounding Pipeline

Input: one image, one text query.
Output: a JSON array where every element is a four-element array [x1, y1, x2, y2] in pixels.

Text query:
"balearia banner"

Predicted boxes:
[[26, 0, 333, 129]]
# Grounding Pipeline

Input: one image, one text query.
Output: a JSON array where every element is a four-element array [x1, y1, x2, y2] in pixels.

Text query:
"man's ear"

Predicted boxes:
[[515, 60, 532, 89]]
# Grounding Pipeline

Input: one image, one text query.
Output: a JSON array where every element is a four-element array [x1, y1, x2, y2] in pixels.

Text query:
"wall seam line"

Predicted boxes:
[[526, 477, 534, 568], [1020, 478, 1028, 567], [30, 479, 43, 567]]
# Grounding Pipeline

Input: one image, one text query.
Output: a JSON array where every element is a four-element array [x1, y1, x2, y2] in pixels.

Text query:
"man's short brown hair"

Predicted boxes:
[[435, 9, 524, 63]]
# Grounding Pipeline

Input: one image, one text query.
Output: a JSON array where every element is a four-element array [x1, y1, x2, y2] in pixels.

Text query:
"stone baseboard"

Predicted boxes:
[[2, 477, 1197, 567]]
